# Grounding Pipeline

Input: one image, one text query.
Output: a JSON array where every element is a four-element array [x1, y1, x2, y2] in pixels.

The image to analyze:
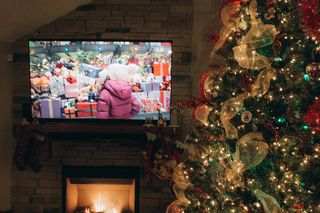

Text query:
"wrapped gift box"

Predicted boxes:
[[141, 99, 160, 112], [76, 102, 97, 118], [141, 80, 160, 92], [64, 81, 80, 98], [64, 107, 76, 118], [148, 91, 170, 111], [132, 91, 148, 104], [61, 98, 76, 108], [40, 99, 62, 118], [153, 63, 170, 77], [78, 74, 96, 88], [79, 63, 101, 78], [49, 76, 65, 96], [161, 42, 172, 46], [154, 76, 171, 82]]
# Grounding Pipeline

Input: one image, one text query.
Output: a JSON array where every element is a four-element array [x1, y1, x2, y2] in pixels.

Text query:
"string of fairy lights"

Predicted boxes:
[[166, 0, 319, 212]]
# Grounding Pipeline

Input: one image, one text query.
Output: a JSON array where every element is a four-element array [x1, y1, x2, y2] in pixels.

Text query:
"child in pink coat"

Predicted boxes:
[[96, 65, 140, 119]]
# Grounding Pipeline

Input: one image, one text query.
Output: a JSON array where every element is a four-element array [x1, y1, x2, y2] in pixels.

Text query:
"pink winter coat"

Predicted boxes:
[[97, 80, 140, 119]]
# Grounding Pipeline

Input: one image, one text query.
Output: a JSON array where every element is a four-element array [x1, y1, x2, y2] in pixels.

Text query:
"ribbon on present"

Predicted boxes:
[[160, 91, 170, 110], [48, 99, 53, 118], [40, 98, 62, 118], [64, 107, 76, 118], [153, 63, 170, 77], [77, 102, 97, 117], [150, 79, 154, 91]]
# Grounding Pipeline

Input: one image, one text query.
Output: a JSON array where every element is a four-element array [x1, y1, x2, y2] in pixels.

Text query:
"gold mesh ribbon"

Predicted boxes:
[[220, 0, 277, 139], [226, 132, 269, 186], [233, 0, 277, 70], [213, 1, 242, 52], [166, 163, 193, 213], [253, 189, 282, 213], [250, 68, 276, 97], [220, 94, 248, 140]]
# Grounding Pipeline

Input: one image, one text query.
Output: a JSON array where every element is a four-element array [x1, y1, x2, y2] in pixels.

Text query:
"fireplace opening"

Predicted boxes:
[[62, 166, 140, 213]]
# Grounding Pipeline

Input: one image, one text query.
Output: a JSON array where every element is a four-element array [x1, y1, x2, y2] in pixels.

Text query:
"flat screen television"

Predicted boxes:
[[28, 40, 172, 121]]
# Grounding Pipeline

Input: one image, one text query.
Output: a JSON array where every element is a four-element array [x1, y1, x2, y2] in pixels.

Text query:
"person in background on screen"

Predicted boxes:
[[96, 64, 140, 119]]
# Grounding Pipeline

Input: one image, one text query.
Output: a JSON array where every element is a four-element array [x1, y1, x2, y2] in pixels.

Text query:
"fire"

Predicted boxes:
[[95, 193, 105, 212], [94, 193, 118, 213]]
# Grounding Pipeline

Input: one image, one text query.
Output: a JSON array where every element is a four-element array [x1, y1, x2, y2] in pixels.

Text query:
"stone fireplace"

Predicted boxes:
[[62, 165, 139, 213], [11, 135, 175, 213]]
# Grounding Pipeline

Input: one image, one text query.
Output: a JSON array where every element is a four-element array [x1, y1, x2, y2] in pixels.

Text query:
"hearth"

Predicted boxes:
[[62, 166, 140, 213]]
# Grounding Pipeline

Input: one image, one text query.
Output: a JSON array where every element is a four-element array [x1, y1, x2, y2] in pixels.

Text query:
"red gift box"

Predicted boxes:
[[141, 99, 160, 112], [128, 57, 139, 65], [76, 102, 97, 118], [64, 80, 80, 98], [153, 63, 170, 77], [161, 42, 171, 46], [148, 91, 170, 111], [160, 91, 170, 110]]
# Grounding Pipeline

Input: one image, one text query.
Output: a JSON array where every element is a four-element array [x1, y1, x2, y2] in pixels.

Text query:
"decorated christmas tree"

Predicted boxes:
[[167, 0, 320, 212]]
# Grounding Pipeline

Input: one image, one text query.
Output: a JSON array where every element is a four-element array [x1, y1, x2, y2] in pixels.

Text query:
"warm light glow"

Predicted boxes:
[[95, 193, 106, 212]]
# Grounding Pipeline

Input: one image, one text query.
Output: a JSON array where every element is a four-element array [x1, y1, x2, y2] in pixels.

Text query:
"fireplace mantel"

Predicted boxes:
[[22, 123, 182, 137]]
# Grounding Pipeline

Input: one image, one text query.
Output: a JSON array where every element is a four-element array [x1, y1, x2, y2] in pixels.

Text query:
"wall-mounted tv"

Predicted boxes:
[[29, 40, 172, 121]]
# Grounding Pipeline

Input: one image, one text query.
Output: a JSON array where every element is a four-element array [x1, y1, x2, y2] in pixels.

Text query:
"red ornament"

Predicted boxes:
[[199, 70, 213, 100], [241, 72, 255, 92], [298, 0, 320, 42], [304, 99, 320, 134], [294, 202, 304, 210]]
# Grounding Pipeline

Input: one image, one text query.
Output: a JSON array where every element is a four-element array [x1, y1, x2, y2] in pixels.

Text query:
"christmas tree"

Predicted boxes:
[[167, 0, 320, 212]]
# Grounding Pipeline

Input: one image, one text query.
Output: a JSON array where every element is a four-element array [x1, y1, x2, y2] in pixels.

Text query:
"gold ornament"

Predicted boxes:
[[306, 62, 320, 77], [241, 110, 253, 123]]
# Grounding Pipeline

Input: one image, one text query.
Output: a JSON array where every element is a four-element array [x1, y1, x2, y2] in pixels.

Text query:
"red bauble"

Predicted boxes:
[[199, 70, 213, 100], [304, 99, 320, 134], [298, 0, 320, 42]]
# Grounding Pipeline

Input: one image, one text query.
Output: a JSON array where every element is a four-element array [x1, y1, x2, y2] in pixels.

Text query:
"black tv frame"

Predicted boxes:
[[27, 39, 174, 124]]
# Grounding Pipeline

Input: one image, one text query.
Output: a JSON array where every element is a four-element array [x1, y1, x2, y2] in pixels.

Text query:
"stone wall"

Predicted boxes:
[[11, 138, 175, 213], [11, 0, 193, 212], [0, 42, 13, 211], [12, 0, 193, 123]]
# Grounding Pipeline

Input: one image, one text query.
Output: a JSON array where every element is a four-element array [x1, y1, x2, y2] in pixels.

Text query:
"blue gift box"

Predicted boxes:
[[40, 99, 62, 118], [141, 80, 160, 92]]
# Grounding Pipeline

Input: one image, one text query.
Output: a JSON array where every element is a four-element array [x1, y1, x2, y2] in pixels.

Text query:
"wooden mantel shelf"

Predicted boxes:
[[29, 123, 145, 134], [24, 122, 182, 136]]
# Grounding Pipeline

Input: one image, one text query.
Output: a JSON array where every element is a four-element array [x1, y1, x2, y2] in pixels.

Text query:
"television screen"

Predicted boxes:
[[29, 40, 172, 120]]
